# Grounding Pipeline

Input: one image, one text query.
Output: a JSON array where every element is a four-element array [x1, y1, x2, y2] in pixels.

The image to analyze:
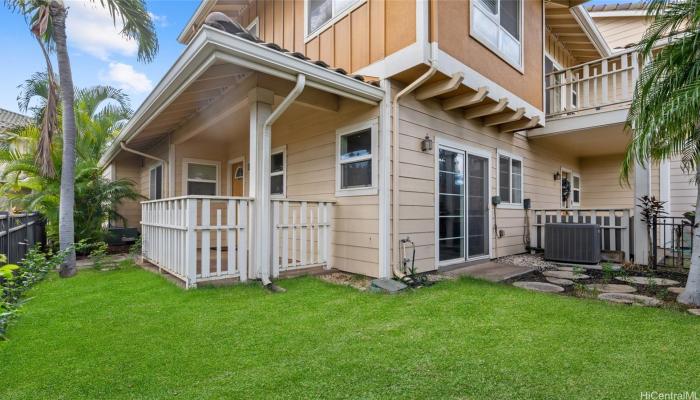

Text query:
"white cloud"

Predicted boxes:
[[148, 12, 168, 28], [102, 62, 153, 93], [65, 0, 138, 60]]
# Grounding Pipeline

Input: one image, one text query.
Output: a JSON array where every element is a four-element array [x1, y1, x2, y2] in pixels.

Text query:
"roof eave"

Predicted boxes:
[[100, 26, 385, 167], [570, 5, 613, 58]]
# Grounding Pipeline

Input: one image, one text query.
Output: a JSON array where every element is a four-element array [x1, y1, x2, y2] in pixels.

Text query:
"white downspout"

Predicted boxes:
[[119, 142, 169, 194], [259, 74, 306, 286], [391, 56, 437, 279]]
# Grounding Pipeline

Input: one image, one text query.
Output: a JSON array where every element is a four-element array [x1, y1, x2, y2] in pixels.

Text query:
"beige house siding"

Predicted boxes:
[[670, 156, 696, 216], [112, 153, 142, 229], [579, 154, 633, 209], [592, 16, 650, 50], [397, 92, 579, 272]]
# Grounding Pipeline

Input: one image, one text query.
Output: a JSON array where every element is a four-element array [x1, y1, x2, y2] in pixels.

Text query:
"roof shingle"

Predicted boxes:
[[0, 108, 31, 132]]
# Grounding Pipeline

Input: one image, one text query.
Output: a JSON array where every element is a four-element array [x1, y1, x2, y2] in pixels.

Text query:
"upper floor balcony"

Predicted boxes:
[[544, 49, 640, 121]]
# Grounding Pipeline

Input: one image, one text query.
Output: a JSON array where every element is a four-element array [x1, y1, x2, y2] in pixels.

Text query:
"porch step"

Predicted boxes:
[[443, 261, 535, 282]]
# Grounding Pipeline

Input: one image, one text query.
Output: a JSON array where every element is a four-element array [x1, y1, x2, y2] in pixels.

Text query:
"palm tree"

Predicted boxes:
[[5, 0, 158, 277], [622, 0, 700, 306], [0, 77, 142, 244]]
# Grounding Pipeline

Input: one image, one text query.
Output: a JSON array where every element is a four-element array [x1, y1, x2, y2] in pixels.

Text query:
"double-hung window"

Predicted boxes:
[[185, 161, 218, 196], [149, 164, 163, 200], [306, 0, 361, 37], [336, 120, 377, 196], [497, 151, 523, 206], [271, 147, 286, 197], [471, 0, 523, 69]]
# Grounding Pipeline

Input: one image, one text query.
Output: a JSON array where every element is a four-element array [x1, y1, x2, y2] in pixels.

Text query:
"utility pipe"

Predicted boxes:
[[120, 142, 169, 194], [259, 74, 306, 287], [391, 65, 436, 279]]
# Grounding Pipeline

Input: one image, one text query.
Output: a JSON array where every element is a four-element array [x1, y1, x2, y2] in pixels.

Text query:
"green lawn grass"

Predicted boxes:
[[1, 264, 698, 399]]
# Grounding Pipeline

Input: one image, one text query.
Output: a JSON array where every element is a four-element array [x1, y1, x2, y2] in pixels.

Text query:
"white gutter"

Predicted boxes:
[[119, 141, 166, 164], [391, 62, 436, 280], [99, 26, 383, 168], [258, 74, 306, 287]]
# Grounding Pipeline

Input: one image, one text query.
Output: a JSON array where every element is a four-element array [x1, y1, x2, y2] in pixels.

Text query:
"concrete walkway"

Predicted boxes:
[[444, 261, 535, 282]]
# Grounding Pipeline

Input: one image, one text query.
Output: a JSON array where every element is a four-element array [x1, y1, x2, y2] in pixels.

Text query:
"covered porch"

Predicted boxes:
[[101, 26, 385, 287]]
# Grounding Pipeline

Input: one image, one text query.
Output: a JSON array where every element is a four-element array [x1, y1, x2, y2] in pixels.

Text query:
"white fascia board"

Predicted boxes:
[[177, 0, 216, 45], [589, 10, 648, 18], [435, 48, 545, 123], [571, 5, 613, 58], [100, 26, 384, 167], [204, 27, 384, 103], [530, 108, 628, 138]]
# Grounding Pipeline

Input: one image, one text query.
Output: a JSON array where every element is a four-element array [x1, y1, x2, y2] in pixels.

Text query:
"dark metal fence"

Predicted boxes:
[[652, 216, 693, 270], [0, 212, 46, 264]]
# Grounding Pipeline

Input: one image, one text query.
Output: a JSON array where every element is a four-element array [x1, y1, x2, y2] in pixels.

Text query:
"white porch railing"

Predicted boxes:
[[271, 200, 333, 277], [546, 49, 641, 118], [141, 196, 249, 288], [530, 208, 631, 262]]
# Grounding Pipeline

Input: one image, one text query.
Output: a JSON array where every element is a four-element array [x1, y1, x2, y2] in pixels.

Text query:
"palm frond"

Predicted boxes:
[[97, 0, 159, 62]]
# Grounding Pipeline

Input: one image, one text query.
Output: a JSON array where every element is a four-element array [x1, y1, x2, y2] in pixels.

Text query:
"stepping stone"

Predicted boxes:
[[554, 266, 580, 272], [598, 293, 662, 307], [585, 284, 637, 294], [546, 277, 574, 286], [615, 276, 680, 286], [688, 309, 700, 316], [580, 264, 622, 272], [543, 270, 590, 280], [513, 281, 565, 293], [668, 287, 685, 295]]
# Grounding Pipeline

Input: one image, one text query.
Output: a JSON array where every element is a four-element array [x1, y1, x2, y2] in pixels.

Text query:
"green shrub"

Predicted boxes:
[[0, 246, 68, 339]]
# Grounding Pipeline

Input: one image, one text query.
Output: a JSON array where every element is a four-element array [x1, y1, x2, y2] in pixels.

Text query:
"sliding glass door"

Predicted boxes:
[[438, 145, 490, 263]]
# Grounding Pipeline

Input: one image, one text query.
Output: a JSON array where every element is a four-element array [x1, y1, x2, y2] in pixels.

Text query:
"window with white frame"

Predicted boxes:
[[572, 174, 581, 206], [271, 148, 286, 196], [185, 161, 218, 196], [471, 0, 523, 69], [498, 152, 523, 205], [336, 121, 377, 195], [149, 164, 163, 200], [306, 0, 361, 37]]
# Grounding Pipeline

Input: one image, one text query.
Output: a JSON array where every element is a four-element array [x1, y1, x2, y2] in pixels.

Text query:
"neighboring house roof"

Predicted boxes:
[[0, 108, 30, 133]]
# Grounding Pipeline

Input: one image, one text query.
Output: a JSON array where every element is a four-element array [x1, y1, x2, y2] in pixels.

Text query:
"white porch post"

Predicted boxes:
[[248, 88, 274, 280], [633, 159, 651, 265]]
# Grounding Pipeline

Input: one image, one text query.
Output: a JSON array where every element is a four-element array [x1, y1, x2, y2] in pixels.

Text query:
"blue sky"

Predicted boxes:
[[0, 0, 618, 115], [0, 0, 199, 114]]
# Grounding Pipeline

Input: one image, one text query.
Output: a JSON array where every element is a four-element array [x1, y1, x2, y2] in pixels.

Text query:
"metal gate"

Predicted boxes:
[[653, 216, 693, 270]]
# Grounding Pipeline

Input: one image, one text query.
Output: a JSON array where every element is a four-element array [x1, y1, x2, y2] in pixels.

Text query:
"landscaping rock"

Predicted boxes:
[[545, 277, 574, 286], [615, 276, 680, 286], [585, 284, 637, 294], [499, 254, 559, 271], [513, 281, 565, 293], [370, 278, 407, 294], [598, 293, 662, 307], [688, 309, 700, 316], [668, 287, 685, 295], [543, 270, 590, 280]]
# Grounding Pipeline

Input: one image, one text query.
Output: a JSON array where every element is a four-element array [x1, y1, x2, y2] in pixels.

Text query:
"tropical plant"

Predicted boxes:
[[5, 0, 158, 278], [0, 76, 143, 244], [621, 0, 700, 305]]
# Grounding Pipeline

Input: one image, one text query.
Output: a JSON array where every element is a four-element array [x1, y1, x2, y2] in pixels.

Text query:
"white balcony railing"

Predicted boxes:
[[546, 50, 641, 118], [271, 199, 334, 277], [141, 196, 250, 288], [530, 208, 631, 262]]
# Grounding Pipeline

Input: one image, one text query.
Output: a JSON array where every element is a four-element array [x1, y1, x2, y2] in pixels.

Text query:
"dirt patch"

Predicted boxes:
[[318, 272, 372, 291]]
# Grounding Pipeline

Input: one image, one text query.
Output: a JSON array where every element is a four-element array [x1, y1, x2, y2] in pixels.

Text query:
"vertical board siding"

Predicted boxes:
[[234, 0, 412, 75]]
